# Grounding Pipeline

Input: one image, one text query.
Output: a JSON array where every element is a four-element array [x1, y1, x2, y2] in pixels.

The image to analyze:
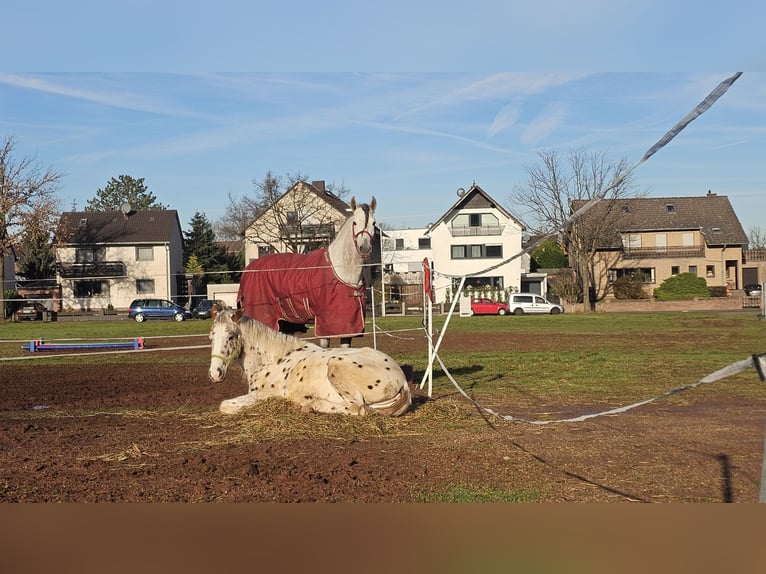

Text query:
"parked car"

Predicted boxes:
[[744, 283, 763, 296], [192, 299, 228, 319], [128, 299, 192, 322], [470, 297, 510, 316], [507, 293, 564, 315], [15, 302, 47, 321]]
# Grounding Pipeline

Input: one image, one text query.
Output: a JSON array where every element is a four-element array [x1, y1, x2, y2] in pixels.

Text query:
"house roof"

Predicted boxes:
[[56, 209, 182, 245], [248, 180, 351, 228], [428, 183, 522, 231], [572, 194, 748, 248]]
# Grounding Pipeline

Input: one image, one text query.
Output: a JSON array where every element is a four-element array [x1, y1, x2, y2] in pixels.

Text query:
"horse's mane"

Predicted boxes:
[[237, 313, 306, 357]]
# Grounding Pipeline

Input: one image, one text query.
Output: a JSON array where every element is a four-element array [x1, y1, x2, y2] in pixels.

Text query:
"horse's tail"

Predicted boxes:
[[369, 385, 412, 417]]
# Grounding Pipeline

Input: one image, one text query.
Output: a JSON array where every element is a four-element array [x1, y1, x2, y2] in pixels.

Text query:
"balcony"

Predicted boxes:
[[280, 222, 336, 240], [58, 261, 127, 278], [744, 249, 766, 262], [622, 246, 705, 260], [450, 225, 503, 237]]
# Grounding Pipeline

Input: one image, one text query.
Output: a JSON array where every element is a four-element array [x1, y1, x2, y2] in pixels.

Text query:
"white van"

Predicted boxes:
[[507, 293, 564, 315]]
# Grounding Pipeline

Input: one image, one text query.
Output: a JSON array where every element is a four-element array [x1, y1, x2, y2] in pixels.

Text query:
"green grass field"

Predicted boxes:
[[3, 311, 765, 405]]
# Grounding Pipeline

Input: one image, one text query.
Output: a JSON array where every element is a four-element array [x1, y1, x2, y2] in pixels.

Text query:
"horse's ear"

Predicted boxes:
[[370, 196, 376, 212], [350, 197, 357, 211], [233, 308, 244, 323], [211, 304, 219, 320]]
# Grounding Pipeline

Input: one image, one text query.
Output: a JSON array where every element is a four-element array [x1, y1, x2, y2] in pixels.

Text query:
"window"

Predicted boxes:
[[665, 203, 676, 213], [671, 266, 680, 275], [136, 279, 155, 294], [454, 276, 504, 291], [622, 234, 641, 249], [485, 245, 502, 258], [682, 233, 694, 247], [655, 234, 667, 251], [136, 246, 154, 261], [608, 268, 655, 283], [395, 238, 405, 250], [450, 244, 503, 259], [258, 245, 275, 258], [706, 265, 715, 277], [688, 265, 697, 275], [418, 237, 431, 249], [74, 280, 103, 297], [75, 247, 105, 263], [469, 213, 481, 227]]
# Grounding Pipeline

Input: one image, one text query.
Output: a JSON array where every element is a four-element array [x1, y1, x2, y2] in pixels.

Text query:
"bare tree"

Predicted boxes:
[[245, 179, 351, 255], [747, 225, 766, 249], [509, 148, 641, 312], [0, 135, 63, 320], [214, 170, 351, 245]]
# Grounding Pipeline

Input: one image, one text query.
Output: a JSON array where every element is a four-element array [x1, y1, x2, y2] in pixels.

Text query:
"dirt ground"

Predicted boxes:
[[2, 330, 765, 503]]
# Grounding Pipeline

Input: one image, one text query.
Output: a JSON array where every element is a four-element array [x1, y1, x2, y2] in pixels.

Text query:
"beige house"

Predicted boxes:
[[581, 193, 749, 298], [55, 208, 185, 311], [244, 180, 353, 264]]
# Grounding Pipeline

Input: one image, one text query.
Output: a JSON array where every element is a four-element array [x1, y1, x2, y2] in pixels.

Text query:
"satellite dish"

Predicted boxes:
[[120, 202, 132, 215], [456, 188, 466, 197]]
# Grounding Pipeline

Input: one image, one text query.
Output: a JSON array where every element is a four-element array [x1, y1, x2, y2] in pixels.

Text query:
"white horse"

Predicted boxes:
[[208, 306, 412, 416], [237, 196, 377, 348]]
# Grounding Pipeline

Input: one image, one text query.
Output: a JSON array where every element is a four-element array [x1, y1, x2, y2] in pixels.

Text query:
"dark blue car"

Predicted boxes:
[[128, 299, 192, 322]]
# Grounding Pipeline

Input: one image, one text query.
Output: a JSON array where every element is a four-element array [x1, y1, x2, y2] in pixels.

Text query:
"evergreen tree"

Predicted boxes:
[[19, 227, 56, 279], [85, 175, 166, 211], [183, 212, 228, 285], [529, 238, 568, 271]]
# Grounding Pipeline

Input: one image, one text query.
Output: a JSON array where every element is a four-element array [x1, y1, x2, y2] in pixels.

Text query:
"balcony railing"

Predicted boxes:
[[744, 249, 766, 262], [58, 261, 127, 278], [280, 223, 336, 240], [450, 225, 503, 237], [622, 246, 706, 259]]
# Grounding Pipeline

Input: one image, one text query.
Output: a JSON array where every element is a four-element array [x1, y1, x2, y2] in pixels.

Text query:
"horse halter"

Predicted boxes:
[[211, 332, 242, 365], [352, 204, 375, 258]]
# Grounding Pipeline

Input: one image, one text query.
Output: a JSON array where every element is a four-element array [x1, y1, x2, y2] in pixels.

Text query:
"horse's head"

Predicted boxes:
[[208, 305, 243, 383], [349, 196, 377, 259]]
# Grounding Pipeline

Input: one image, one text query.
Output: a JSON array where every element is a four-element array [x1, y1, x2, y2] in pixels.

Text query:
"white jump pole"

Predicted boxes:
[[420, 274, 465, 397]]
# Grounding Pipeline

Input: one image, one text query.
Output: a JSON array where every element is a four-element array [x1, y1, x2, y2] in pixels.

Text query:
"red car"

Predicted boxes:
[[470, 297, 509, 316]]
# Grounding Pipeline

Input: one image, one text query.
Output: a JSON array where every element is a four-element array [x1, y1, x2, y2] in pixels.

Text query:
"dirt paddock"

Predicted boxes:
[[2, 330, 765, 503]]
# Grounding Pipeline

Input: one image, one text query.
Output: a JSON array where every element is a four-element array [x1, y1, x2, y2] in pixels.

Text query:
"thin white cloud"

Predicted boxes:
[[0, 73, 202, 118], [487, 103, 521, 139], [396, 73, 589, 120], [353, 119, 525, 157], [520, 102, 568, 146]]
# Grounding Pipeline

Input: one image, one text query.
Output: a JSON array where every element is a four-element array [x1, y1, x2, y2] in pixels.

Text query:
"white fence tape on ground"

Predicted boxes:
[[431, 348, 766, 425]]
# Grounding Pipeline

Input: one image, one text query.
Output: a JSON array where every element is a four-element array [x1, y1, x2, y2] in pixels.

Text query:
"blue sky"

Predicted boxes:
[[2, 2, 764, 236]]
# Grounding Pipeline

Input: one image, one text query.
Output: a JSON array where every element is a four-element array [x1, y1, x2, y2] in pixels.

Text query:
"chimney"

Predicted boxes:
[[312, 180, 326, 192]]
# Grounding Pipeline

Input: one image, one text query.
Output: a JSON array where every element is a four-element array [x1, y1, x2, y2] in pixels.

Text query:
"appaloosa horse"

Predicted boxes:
[[208, 306, 411, 416], [237, 197, 376, 348]]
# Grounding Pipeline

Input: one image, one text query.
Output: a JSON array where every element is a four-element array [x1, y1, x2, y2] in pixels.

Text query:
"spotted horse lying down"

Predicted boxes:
[[208, 306, 412, 416]]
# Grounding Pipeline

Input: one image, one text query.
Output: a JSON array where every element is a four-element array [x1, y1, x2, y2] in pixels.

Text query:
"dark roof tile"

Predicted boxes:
[[571, 195, 747, 248], [56, 210, 182, 245]]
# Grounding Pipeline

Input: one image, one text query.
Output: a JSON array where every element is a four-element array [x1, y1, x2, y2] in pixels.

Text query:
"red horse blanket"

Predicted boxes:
[[237, 248, 367, 338]]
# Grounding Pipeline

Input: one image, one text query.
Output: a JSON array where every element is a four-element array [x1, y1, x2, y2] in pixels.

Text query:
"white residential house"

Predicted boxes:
[[380, 183, 526, 305], [380, 227, 433, 308], [55, 208, 185, 311]]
